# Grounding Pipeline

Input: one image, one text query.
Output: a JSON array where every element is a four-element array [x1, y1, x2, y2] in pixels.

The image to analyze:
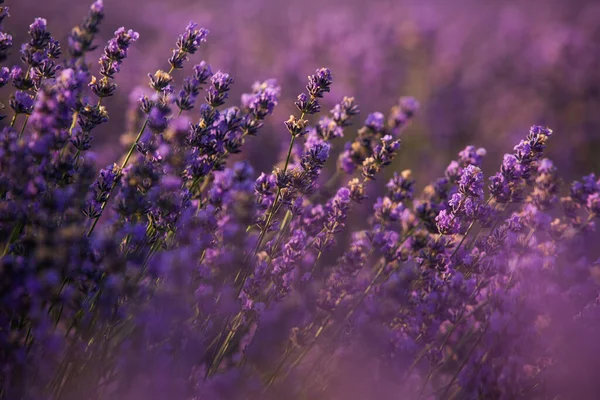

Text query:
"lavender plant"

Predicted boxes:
[[1, 2, 599, 400]]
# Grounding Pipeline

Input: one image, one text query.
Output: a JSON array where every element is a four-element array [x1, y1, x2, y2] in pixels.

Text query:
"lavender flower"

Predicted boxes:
[[306, 67, 333, 98], [0, 31, 11, 61], [9, 90, 34, 115], [68, 0, 104, 62], [175, 62, 213, 112], [91, 27, 139, 98], [168, 21, 209, 70], [206, 71, 234, 107], [0, 2, 11, 62]]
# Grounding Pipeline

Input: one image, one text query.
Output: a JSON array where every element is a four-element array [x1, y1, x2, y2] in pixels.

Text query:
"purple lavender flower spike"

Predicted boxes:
[[9, 90, 34, 115], [0, 2, 11, 62], [169, 21, 208, 69], [206, 71, 234, 107], [306, 67, 333, 98], [436, 208, 460, 234], [91, 26, 139, 98], [365, 112, 385, 132], [458, 165, 484, 199]]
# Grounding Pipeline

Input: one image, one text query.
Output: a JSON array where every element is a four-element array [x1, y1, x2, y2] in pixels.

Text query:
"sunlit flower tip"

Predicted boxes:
[[348, 178, 366, 202], [89, 75, 116, 98], [316, 117, 343, 140], [374, 197, 404, 222], [386, 170, 415, 202], [284, 115, 308, 137], [148, 70, 173, 92]]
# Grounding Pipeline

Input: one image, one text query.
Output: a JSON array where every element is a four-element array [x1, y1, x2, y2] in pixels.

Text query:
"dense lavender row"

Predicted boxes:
[[4, 0, 600, 183], [1, 2, 600, 399]]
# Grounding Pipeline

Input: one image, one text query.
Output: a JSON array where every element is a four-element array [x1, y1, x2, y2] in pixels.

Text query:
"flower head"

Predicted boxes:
[[306, 67, 332, 98]]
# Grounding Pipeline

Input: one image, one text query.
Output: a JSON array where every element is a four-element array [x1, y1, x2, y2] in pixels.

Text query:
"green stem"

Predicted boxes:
[[87, 119, 148, 237], [60, 111, 80, 159], [270, 209, 293, 256], [121, 119, 148, 171], [253, 135, 297, 254], [18, 68, 38, 138], [235, 133, 298, 292], [19, 115, 30, 138], [262, 347, 292, 395], [1, 220, 23, 258], [86, 65, 175, 238]]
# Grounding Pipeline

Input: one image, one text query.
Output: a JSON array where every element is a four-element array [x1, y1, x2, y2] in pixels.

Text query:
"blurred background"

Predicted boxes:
[[2, 0, 600, 186]]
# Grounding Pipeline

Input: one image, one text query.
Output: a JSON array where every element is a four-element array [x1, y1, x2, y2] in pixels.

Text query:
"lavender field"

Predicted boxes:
[[1, 0, 600, 399]]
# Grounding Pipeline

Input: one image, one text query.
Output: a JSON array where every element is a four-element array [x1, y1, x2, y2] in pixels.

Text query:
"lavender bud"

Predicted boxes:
[[0, 5, 9, 25], [28, 18, 51, 48], [436, 209, 460, 234], [458, 165, 484, 198], [89, 75, 116, 98], [0, 66, 9, 88], [10, 90, 34, 114], [206, 71, 234, 107], [148, 70, 173, 92], [0, 32, 12, 61], [348, 178, 366, 203], [386, 170, 415, 202], [284, 115, 308, 137], [169, 22, 208, 69], [193, 61, 213, 83], [365, 112, 385, 132], [68, 0, 105, 59], [306, 67, 332, 98], [295, 92, 320, 114], [316, 117, 343, 140]]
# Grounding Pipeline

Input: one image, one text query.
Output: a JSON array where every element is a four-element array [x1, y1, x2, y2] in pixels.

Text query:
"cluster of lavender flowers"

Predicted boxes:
[[1, 2, 599, 399]]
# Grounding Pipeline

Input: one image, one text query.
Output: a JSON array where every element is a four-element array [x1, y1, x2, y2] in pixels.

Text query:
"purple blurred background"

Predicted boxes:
[[3, 0, 600, 182]]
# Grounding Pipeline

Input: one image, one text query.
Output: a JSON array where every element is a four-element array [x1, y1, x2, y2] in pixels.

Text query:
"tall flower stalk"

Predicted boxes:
[[86, 22, 208, 236]]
